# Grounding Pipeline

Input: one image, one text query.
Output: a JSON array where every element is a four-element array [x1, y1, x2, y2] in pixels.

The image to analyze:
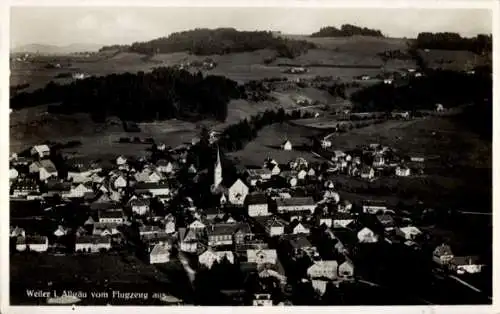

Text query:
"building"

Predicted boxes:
[[67, 183, 93, 198], [207, 223, 236, 247], [67, 159, 102, 183], [281, 140, 293, 151], [321, 139, 332, 148], [357, 227, 379, 243], [247, 169, 272, 181], [29, 160, 58, 181], [245, 193, 269, 217], [247, 249, 277, 265], [156, 159, 175, 174], [139, 225, 164, 239], [290, 222, 310, 235], [287, 234, 317, 258], [228, 179, 249, 205], [214, 147, 223, 188], [276, 197, 316, 214], [253, 294, 273, 306], [433, 244, 454, 265], [307, 261, 338, 280], [16, 236, 49, 252], [264, 217, 285, 237], [449, 256, 483, 274], [360, 166, 375, 180], [130, 198, 151, 215], [92, 223, 121, 237], [135, 182, 170, 197], [338, 260, 355, 279], [376, 214, 396, 230], [98, 209, 125, 224], [372, 155, 385, 167], [396, 166, 411, 177], [436, 103, 445, 112], [30, 145, 50, 158], [9, 168, 19, 181], [338, 200, 353, 213], [150, 243, 171, 264], [332, 212, 355, 229], [362, 201, 387, 214], [397, 226, 422, 241], [75, 235, 112, 253], [116, 155, 127, 166], [198, 249, 235, 269]]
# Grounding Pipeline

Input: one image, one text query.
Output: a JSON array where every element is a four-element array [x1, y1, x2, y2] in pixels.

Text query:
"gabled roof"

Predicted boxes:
[[135, 182, 170, 190], [286, 234, 313, 249], [139, 225, 163, 233], [150, 243, 171, 256], [32, 145, 50, 154], [46, 180, 71, 191], [245, 193, 268, 205], [98, 209, 124, 219], [130, 198, 151, 207], [17, 235, 48, 245], [207, 223, 240, 236], [35, 159, 57, 173], [434, 244, 453, 256], [451, 256, 481, 266], [76, 235, 111, 244], [276, 197, 315, 207]]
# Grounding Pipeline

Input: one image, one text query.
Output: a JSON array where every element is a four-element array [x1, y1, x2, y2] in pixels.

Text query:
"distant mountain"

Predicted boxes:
[[11, 43, 102, 54]]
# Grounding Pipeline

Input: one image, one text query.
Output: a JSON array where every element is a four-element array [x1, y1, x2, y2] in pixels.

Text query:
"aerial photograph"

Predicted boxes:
[[8, 6, 492, 306]]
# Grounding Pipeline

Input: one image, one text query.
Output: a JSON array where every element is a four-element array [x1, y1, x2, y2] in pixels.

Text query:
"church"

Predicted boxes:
[[210, 147, 249, 206]]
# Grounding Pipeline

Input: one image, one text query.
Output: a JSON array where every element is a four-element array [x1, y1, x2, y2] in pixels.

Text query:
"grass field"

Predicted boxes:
[[417, 49, 491, 71]]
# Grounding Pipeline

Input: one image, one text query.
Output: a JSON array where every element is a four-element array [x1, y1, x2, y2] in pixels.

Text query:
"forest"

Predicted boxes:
[[10, 67, 243, 122], [414, 32, 492, 53], [100, 28, 315, 58], [310, 24, 384, 37]]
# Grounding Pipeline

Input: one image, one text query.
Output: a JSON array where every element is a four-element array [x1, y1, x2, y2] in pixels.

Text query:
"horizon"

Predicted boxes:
[[10, 7, 492, 49]]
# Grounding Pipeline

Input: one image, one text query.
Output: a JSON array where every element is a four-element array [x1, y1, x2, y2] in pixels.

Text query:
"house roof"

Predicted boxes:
[[207, 223, 240, 236], [135, 182, 170, 190], [139, 225, 163, 233], [36, 159, 57, 173], [32, 145, 50, 154], [287, 234, 313, 249], [265, 217, 286, 228], [46, 180, 72, 192], [279, 170, 298, 179], [376, 214, 395, 226], [247, 169, 272, 177], [276, 197, 315, 207], [76, 235, 111, 244], [130, 198, 151, 207], [67, 158, 99, 172], [150, 243, 171, 256], [245, 193, 268, 205], [17, 235, 48, 245], [332, 212, 355, 220], [98, 210, 124, 219], [434, 244, 453, 256], [451, 256, 481, 266]]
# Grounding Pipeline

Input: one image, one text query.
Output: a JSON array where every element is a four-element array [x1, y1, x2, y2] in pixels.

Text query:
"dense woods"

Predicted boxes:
[[414, 32, 492, 53], [10, 67, 242, 122], [310, 24, 384, 37], [350, 69, 491, 113], [100, 28, 315, 58]]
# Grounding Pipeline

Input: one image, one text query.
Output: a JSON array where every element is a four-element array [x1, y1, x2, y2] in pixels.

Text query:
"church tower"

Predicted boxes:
[[214, 146, 223, 188]]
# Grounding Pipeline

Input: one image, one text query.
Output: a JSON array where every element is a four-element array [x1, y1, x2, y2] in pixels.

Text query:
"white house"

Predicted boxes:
[[281, 140, 293, 151], [372, 155, 385, 167], [9, 168, 19, 180], [30, 145, 50, 158], [188, 220, 206, 231], [276, 197, 316, 214], [29, 160, 58, 181], [362, 201, 387, 214], [307, 261, 338, 280], [150, 243, 171, 264], [156, 160, 174, 174], [116, 155, 128, 166], [253, 294, 273, 306], [16, 236, 49, 252], [360, 166, 375, 180], [292, 222, 310, 235], [67, 183, 93, 198], [246, 193, 269, 217], [75, 235, 112, 253], [135, 182, 171, 197], [130, 198, 150, 215], [198, 249, 235, 269], [338, 260, 355, 279], [247, 249, 277, 265], [396, 166, 411, 177], [449, 256, 483, 275], [321, 139, 332, 148], [265, 218, 285, 237], [297, 169, 307, 180], [332, 213, 354, 229], [165, 221, 176, 234], [98, 210, 124, 224], [228, 179, 249, 205], [270, 164, 281, 176], [112, 175, 127, 189], [357, 227, 379, 243], [397, 226, 422, 241], [436, 103, 445, 112]]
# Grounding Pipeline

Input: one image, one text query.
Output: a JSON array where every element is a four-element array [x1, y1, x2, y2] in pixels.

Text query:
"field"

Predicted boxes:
[[417, 49, 491, 71]]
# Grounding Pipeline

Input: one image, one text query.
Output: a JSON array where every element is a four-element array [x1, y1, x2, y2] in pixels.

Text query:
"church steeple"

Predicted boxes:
[[214, 146, 222, 188]]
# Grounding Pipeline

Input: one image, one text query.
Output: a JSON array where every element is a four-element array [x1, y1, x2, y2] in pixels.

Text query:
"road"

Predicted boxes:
[[178, 251, 196, 287]]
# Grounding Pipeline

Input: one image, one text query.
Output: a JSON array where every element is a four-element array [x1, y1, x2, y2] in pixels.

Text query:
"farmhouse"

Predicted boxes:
[[281, 140, 293, 151], [276, 197, 316, 214], [16, 236, 49, 252], [30, 145, 50, 158], [245, 193, 270, 217], [75, 235, 112, 253]]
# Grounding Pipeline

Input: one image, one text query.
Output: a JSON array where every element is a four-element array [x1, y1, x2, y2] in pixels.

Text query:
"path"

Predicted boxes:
[[448, 275, 492, 301], [178, 251, 196, 286]]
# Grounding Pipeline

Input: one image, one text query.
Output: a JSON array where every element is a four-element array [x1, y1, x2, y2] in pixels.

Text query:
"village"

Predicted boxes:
[[9, 128, 489, 305]]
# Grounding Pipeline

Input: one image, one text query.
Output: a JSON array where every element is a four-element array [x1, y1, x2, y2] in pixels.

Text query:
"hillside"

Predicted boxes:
[[100, 28, 315, 58], [11, 43, 102, 54], [311, 24, 384, 38]]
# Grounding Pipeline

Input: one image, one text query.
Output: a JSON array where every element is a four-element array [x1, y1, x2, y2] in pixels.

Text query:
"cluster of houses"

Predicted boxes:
[[9, 140, 483, 305]]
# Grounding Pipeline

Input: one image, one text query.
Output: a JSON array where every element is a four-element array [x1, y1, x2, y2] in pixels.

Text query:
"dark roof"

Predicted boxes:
[[207, 223, 240, 236], [90, 202, 121, 211], [67, 158, 99, 172], [98, 209, 124, 219], [434, 244, 453, 256], [376, 214, 395, 226], [332, 212, 355, 220], [135, 182, 170, 190], [17, 235, 48, 245], [130, 198, 151, 207], [451, 256, 481, 266], [46, 180, 72, 192], [276, 197, 315, 207], [139, 225, 162, 233], [245, 193, 268, 205], [76, 235, 111, 244], [286, 234, 313, 249]]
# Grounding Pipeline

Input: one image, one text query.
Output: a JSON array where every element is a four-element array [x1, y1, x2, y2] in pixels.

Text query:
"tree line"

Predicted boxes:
[[349, 69, 492, 113], [100, 28, 316, 59], [10, 67, 243, 123], [310, 24, 384, 38], [414, 32, 492, 54]]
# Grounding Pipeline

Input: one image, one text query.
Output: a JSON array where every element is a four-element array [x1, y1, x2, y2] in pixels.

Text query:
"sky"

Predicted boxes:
[[10, 7, 493, 48]]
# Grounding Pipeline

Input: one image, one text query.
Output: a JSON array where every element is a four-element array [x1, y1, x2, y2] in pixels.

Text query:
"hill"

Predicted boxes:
[[100, 28, 315, 58], [11, 43, 102, 55], [311, 24, 384, 38]]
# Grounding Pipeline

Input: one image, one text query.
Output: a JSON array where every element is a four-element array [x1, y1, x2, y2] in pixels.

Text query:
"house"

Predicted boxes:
[[98, 209, 124, 224], [245, 193, 269, 217], [178, 228, 199, 253], [9, 168, 19, 180], [165, 220, 176, 234], [67, 159, 102, 183], [116, 155, 128, 166], [228, 179, 249, 205], [331, 150, 346, 162], [92, 223, 121, 237], [321, 139, 332, 148], [53, 225, 68, 237], [156, 159, 175, 174], [253, 294, 273, 306], [247, 249, 277, 265], [30, 144, 50, 158], [135, 182, 170, 197], [332, 212, 355, 229], [338, 260, 355, 279], [247, 169, 272, 181], [207, 223, 243, 247], [433, 244, 454, 265], [270, 164, 281, 176], [307, 168, 316, 177], [67, 183, 93, 198], [297, 169, 307, 180], [16, 236, 49, 252], [204, 207, 225, 221], [233, 223, 253, 245], [436, 103, 445, 112], [376, 214, 396, 230], [130, 198, 151, 215], [362, 200, 387, 214], [75, 235, 112, 253], [84, 216, 95, 226], [396, 166, 411, 177], [323, 190, 340, 203], [324, 180, 335, 189], [397, 226, 422, 241], [372, 154, 385, 167], [290, 209, 313, 222], [338, 200, 353, 213], [357, 227, 379, 243], [318, 216, 333, 228], [139, 225, 164, 239], [280, 171, 298, 187], [29, 160, 58, 181], [112, 175, 128, 190], [188, 219, 206, 231], [288, 221, 310, 235], [10, 226, 26, 238], [150, 243, 171, 264], [307, 261, 338, 280], [281, 140, 293, 151], [11, 180, 40, 198], [135, 168, 163, 183], [449, 256, 483, 274], [360, 166, 375, 180], [410, 155, 425, 163], [276, 197, 316, 214], [287, 234, 317, 258], [198, 249, 235, 269], [264, 217, 285, 237]]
